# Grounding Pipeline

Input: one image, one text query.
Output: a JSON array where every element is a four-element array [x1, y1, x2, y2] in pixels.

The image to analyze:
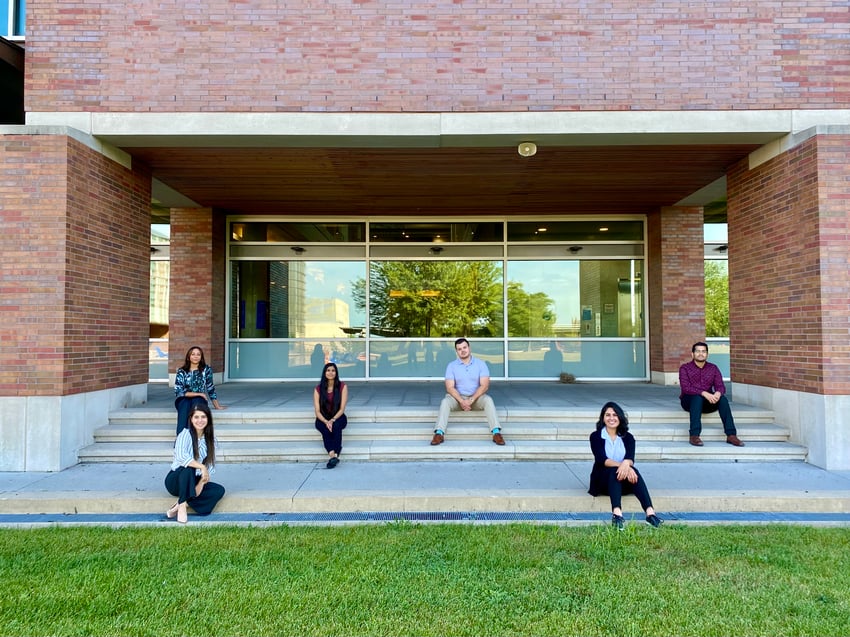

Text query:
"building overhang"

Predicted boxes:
[[20, 109, 850, 219]]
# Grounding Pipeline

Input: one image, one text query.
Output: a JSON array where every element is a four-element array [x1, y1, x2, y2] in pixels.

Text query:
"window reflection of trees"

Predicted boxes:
[[354, 261, 505, 338]]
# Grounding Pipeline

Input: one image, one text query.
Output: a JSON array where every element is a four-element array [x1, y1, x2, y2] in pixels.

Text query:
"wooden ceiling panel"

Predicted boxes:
[[133, 145, 757, 217]]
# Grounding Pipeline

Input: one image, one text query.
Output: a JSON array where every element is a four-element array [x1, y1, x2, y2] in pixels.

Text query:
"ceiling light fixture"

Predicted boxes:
[[518, 142, 537, 157]]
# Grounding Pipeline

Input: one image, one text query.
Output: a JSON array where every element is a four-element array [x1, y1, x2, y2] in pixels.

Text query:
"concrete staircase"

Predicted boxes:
[[79, 405, 807, 464]]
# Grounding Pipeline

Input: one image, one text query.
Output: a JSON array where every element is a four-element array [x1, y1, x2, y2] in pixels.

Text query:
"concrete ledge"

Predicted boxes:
[[3, 460, 848, 517]]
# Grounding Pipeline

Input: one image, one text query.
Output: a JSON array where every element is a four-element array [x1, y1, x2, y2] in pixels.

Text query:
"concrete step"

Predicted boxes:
[[78, 438, 808, 464], [91, 421, 793, 444], [83, 404, 803, 464], [106, 407, 780, 427]]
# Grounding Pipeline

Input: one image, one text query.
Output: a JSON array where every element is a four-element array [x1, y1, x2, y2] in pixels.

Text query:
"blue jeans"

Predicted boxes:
[[680, 394, 736, 437]]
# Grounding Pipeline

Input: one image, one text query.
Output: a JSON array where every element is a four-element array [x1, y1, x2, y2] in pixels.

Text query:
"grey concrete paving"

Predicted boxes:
[[2, 382, 849, 526], [2, 459, 850, 527]]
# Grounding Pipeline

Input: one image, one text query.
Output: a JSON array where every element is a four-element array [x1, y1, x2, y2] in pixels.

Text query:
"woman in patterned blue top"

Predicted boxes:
[[165, 404, 225, 524], [174, 346, 226, 434]]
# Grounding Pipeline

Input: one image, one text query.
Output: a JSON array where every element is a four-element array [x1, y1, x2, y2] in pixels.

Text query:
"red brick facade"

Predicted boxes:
[[25, 0, 849, 113], [168, 208, 227, 378], [647, 206, 706, 376], [727, 135, 850, 395], [0, 135, 151, 396]]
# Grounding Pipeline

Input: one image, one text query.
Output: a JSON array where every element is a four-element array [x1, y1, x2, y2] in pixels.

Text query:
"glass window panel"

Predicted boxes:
[[229, 340, 366, 380], [369, 222, 503, 243], [367, 339, 457, 377], [506, 261, 577, 338], [148, 338, 169, 381], [507, 340, 645, 379], [568, 340, 645, 379], [230, 261, 366, 339], [505, 340, 568, 378], [230, 222, 365, 243], [365, 339, 504, 378], [705, 338, 730, 379], [705, 259, 729, 337], [365, 260, 504, 338], [507, 220, 643, 242], [14, 0, 24, 35], [507, 260, 643, 338], [149, 260, 170, 326]]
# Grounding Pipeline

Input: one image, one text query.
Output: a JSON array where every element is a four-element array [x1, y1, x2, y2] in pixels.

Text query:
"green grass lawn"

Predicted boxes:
[[1, 524, 848, 636]]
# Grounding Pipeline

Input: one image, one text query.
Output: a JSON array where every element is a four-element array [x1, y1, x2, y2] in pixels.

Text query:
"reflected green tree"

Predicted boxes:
[[705, 260, 729, 337], [507, 281, 557, 337], [353, 261, 503, 337]]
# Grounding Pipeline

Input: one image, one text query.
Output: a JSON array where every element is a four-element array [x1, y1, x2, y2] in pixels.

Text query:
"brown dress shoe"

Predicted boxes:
[[492, 432, 505, 446], [430, 432, 444, 445], [726, 434, 745, 447], [689, 435, 704, 446]]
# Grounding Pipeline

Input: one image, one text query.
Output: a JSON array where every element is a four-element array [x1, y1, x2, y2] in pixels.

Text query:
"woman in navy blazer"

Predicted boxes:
[[588, 401, 663, 530]]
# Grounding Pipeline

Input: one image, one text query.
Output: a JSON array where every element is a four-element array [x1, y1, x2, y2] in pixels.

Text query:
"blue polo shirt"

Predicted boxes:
[[445, 356, 490, 396]]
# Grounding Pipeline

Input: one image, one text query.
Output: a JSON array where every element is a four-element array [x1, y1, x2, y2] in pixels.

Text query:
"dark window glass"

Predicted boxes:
[[230, 222, 365, 243], [507, 220, 643, 242], [369, 222, 503, 243]]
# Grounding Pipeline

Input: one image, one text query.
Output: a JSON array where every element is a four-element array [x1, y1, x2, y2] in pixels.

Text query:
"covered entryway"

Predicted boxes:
[[102, 111, 779, 382]]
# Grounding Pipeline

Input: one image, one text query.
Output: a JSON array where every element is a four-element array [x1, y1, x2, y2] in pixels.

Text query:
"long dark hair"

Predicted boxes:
[[595, 401, 629, 437], [316, 363, 343, 419], [187, 404, 216, 468], [180, 346, 208, 373]]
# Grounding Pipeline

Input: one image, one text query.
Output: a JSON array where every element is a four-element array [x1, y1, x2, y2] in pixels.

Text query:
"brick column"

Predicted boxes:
[[168, 208, 227, 383], [0, 133, 151, 470], [727, 133, 850, 469], [646, 206, 706, 385]]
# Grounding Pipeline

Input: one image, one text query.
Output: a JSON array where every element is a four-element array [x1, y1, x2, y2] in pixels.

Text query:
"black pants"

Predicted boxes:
[[601, 467, 653, 512], [680, 394, 736, 436], [164, 466, 225, 515], [314, 413, 347, 455], [174, 396, 208, 434]]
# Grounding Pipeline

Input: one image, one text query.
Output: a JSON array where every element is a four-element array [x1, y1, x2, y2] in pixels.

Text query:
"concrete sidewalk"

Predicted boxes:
[[3, 381, 849, 527], [2, 459, 850, 527]]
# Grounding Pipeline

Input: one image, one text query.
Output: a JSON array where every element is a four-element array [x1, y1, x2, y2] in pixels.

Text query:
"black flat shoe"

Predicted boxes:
[[327, 457, 339, 469]]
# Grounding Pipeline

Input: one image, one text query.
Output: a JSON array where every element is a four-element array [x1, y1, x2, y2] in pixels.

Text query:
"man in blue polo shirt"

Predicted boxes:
[[431, 337, 505, 446]]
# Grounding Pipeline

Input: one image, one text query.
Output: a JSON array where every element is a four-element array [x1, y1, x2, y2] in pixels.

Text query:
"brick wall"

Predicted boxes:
[[647, 206, 705, 375], [0, 135, 151, 396], [168, 208, 227, 378], [727, 135, 850, 395], [25, 0, 850, 113]]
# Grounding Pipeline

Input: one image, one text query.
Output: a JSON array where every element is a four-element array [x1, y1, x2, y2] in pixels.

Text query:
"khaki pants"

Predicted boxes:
[[436, 393, 501, 433]]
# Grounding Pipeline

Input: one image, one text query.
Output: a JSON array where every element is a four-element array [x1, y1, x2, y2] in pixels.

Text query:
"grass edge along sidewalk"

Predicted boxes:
[[1, 524, 849, 636]]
